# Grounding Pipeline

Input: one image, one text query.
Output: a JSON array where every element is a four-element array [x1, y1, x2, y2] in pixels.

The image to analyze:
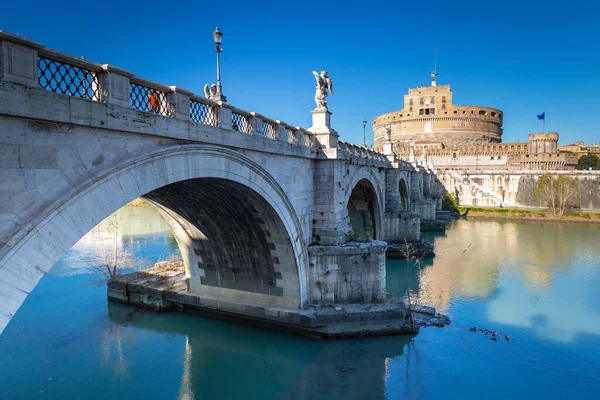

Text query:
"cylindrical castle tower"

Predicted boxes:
[[528, 132, 559, 154], [372, 77, 503, 152]]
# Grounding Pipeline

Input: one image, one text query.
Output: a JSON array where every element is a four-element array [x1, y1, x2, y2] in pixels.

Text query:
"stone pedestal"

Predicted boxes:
[[0, 32, 42, 87], [168, 86, 193, 120], [308, 109, 338, 148], [99, 65, 133, 107], [217, 102, 232, 130], [383, 141, 396, 162]]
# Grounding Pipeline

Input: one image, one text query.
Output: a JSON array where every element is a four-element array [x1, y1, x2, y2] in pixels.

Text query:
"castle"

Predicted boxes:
[[373, 74, 577, 171]]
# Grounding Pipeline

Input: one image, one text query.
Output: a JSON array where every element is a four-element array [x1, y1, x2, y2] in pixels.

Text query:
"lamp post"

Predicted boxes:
[[362, 118, 367, 148], [212, 27, 226, 102]]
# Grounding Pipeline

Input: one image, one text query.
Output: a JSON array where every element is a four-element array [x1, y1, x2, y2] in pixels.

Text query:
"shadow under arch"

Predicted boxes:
[[399, 178, 410, 211], [0, 145, 308, 333], [142, 178, 300, 308], [346, 177, 383, 241]]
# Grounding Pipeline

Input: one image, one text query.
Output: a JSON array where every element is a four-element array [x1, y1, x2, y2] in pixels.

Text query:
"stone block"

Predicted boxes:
[[0, 40, 39, 87], [0, 144, 20, 168], [19, 145, 57, 169]]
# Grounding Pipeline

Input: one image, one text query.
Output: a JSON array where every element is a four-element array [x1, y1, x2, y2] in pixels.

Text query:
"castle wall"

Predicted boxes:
[[437, 171, 600, 210], [373, 84, 503, 150]]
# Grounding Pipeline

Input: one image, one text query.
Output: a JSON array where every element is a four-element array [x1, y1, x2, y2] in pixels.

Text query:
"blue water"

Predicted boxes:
[[1, 208, 599, 399]]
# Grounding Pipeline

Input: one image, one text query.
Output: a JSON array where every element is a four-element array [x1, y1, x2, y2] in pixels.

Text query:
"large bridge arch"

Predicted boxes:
[[344, 167, 384, 240], [0, 144, 308, 333]]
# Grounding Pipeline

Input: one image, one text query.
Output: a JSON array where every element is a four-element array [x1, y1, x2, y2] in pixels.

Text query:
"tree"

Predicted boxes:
[[534, 175, 580, 217], [441, 192, 459, 213], [92, 214, 150, 282], [577, 154, 600, 170]]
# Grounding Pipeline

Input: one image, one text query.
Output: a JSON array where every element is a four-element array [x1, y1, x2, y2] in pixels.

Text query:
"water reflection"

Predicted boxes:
[[389, 220, 600, 343], [107, 304, 412, 399]]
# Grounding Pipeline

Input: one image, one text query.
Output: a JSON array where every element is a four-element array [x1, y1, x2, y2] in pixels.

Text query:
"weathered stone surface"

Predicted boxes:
[[308, 241, 387, 304]]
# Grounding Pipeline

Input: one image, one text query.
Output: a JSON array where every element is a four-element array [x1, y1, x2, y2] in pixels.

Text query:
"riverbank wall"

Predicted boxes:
[[459, 207, 600, 224], [437, 171, 600, 210]]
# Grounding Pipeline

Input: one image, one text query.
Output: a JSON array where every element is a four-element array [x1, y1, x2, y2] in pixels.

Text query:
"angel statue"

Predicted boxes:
[[203, 84, 217, 99], [312, 70, 333, 111], [385, 125, 392, 142]]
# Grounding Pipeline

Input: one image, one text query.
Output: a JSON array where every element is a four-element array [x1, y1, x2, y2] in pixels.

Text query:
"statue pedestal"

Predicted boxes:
[[383, 141, 396, 162], [308, 109, 338, 148]]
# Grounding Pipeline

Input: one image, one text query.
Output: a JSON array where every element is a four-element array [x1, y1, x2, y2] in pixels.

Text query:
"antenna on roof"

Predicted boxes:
[[429, 47, 439, 87]]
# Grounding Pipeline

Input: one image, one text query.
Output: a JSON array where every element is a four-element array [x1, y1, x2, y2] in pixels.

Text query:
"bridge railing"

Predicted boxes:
[[0, 31, 317, 151], [190, 96, 219, 127], [129, 77, 173, 116], [37, 48, 105, 102], [338, 141, 389, 163]]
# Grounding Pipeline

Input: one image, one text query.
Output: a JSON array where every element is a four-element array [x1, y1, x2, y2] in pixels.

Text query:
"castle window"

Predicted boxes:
[[409, 107, 413, 112], [491, 112, 496, 117], [442, 104, 446, 109], [479, 110, 486, 115], [442, 96, 446, 103], [409, 99, 413, 105], [471, 110, 474, 114], [420, 98, 424, 105], [453, 153, 457, 159], [431, 97, 435, 104], [490, 156, 495, 160], [419, 109, 424, 115]]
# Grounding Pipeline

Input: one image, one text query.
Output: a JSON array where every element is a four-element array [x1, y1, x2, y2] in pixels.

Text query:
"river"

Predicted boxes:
[[1, 206, 599, 399]]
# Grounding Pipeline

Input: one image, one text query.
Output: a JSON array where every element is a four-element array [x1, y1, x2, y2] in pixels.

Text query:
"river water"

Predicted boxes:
[[1, 207, 599, 399]]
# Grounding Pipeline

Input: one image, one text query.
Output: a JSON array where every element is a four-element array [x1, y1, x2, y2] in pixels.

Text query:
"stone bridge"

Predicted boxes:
[[0, 32, 442, 334]]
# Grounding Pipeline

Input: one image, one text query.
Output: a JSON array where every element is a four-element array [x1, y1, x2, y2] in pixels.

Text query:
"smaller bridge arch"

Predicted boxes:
[[344, 168, 384, 240]]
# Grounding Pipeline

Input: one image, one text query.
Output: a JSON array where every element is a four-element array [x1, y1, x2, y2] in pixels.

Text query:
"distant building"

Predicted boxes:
[[558, 141, 600, 159], [373, 74, 577, 171], [373, 82, 503, 149]]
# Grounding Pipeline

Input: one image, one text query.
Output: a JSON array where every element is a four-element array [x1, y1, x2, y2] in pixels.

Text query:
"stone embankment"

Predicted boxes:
[[460, 207, 600, 224], [108, 261, 450, 339]]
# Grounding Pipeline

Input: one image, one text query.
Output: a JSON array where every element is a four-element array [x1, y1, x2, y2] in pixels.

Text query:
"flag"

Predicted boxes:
[[537, 112, 545, 120]]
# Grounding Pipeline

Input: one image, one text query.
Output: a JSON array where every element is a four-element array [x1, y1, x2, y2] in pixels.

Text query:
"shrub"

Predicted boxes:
[[441, 193, 459, 213]]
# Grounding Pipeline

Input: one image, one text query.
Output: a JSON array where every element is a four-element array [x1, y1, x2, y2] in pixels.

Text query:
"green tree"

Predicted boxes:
[[576, 154, 600, 170], [534, 175, 580, 217], [441, 192, 459, 213]]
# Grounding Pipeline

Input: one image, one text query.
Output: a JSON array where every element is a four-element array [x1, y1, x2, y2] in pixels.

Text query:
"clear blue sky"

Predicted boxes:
[[2, 0, 598, 146]]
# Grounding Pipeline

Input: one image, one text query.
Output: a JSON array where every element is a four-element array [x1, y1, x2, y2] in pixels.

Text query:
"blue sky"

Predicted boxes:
[[2, 0, 598, 146]]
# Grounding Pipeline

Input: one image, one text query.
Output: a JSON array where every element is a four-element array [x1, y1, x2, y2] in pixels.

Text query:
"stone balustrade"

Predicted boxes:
[[0, 31, 315, 150], [338, 141, 389, 163]]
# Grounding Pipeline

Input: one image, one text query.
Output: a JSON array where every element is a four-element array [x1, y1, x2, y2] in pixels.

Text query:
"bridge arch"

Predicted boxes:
[[345, 168, 384, 240], [0, 145, 307, 331]]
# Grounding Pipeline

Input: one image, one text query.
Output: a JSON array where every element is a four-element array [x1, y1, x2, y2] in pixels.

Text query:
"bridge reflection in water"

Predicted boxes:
[[107, 303, 412, 399]]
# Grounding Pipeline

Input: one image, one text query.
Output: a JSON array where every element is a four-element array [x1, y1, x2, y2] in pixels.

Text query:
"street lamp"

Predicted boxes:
[[212, 27, 226, 102], [362, 118, 367, 147]]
